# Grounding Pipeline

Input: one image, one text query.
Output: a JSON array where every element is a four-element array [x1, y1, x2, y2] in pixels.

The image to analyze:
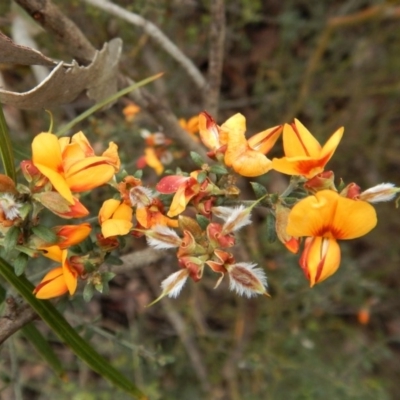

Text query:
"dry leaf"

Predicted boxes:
[[0, 30, 56, 66], [0, 38, 123, 109]]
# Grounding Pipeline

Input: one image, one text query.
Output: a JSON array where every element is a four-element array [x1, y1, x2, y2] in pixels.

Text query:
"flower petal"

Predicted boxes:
[[101, 219, 133, 238], [284, 120, 321, 158], [34, 267, 68, 299], [287, 190, 338, 237], [32, 133, 63, 172], [248, 125, 282, 155], [320, 127, 344, 163], [332, 196, 377, 239], [66, 164, 116, 192], [232, 151, 272, 177], [302, 237, 341, 287], [99, 199, 121, 223]]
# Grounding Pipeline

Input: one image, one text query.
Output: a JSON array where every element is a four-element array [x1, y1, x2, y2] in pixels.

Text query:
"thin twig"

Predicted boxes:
[[82, 0, 206, 91], [204, 0, 226, 118], [0, 297, 37, 345]]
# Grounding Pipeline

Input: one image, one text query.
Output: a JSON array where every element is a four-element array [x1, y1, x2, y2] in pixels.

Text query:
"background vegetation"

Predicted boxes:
[[1, 0, 400, 399]]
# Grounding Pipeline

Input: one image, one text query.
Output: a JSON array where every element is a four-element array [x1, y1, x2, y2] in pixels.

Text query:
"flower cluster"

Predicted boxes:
[[0, 110, 397, 303]]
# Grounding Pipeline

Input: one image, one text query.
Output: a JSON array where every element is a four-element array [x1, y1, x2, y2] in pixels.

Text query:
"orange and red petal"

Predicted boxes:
[[55, 223, 92, 248], [284, 120, 321, 158], [301, 236, 341, 287], [248, 125, 282, 155], [34, 267, 69, 299]]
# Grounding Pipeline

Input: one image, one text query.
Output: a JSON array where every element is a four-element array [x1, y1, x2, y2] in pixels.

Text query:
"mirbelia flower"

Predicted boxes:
[[31, 131, 120, 204], [99, 199, 133, 238], [199, 112, 282, 177], [272, 119, 343, 179], [286, 190, 377, 286], [33, 223, 91, 299]]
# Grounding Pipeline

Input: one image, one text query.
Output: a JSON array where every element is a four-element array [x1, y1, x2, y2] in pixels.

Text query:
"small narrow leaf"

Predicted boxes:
[[196, 214, 210, 230], [250, 182, 268, 199], [13, 252, 29, 276], [265, 213, 277, 243], [31, 225, 58, 244], [209, 165, 228, 175], [4, 226, 20, 255], [190, 151, 205, 167]]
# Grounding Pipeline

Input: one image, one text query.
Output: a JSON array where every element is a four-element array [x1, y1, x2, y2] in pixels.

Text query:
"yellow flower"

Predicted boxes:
[[99, 199, 133, 238], [272, 119, 343, 179], [32, 131, 120, 204], [34, 247, 78, 299], [199, 112, 282, 177], [179, 116, 200, 141], [287, 190, 377, 286]]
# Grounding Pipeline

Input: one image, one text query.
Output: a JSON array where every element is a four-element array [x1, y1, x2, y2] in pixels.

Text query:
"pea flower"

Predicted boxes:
[[286, 190, 377, 286], [199, 112, 282, 177], [99, 199, 133, 238], [32, 131, 120, 204], [272, 119, 343, 179]]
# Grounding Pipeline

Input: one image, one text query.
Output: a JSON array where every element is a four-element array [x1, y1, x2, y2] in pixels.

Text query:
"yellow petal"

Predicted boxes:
[[32, 133, 63, 172], [320, 127, 344, 163], [144, 147, 164, 175], [56, 223, 91, 248], [40, 245, 63, 262], [70, 131, 94, 156], [33, 164, 74, 204], [62, 254, 78, 295], [34, 267, 68, 299], [248, 125, 282, 155], [332, 196, 377, 239], [284, 120, 321, 158], [198, 112, 221, 150], [99, 199, 121, 223], [102, 142, 120, 171], [112, 203, 133, 220], [232, 151, 272, 177], [287, 190, 338, 237], [66, 164, 116, 192], [167, 185, 189, 217], [101, 219, 133, 238]]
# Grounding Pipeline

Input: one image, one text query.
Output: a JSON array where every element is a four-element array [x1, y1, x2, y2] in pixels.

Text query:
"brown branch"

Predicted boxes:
[[204, 0, 226, 118], [14, 0, 209, 159], [0, 297, 37, 344], [14, 0, 96, 65]]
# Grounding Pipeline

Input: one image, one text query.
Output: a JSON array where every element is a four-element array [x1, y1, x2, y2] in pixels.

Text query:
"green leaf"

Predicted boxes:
[[190, 151, 205, 167], [196, 214, 210, 230], [0, 257, 147, 399], [4, 226, 20, 255], [83, 282, 95, 302], [0, 103, 16, 182], [21, 323, 66, 379], [31, 225, 58, 244], [56, 73, 163, 136], [250, 182, 268, 199], [265, 213, 277, 243], [209, 164, 228, 175], [13, 253, 29, 276], [196, 171, 208, 184]]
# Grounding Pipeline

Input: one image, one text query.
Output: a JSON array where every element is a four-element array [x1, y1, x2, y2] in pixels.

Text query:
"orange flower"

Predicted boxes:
[[32, 132, 120, 204], [34, 247, 78, 299], [122, 103, 140, 122], [53, 223, 91, 248], [156, 172, 203, 217], [136, 199, 179, 228], [199, 112, 282, 177], [179, 116, 200, 141], [99, 199, 133, 238], [272, 119, 343, 179], [286, 190, 377, 286]]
